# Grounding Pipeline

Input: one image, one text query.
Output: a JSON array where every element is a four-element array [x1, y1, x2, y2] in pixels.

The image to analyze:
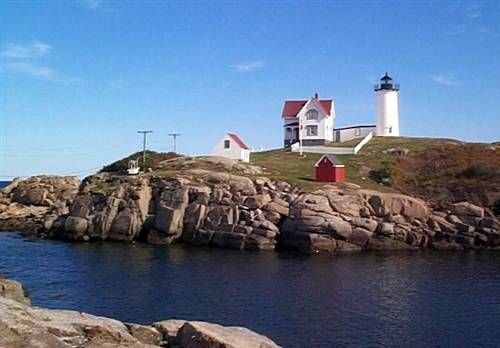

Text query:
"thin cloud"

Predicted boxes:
[[81, 0, 103, 10], [4, 61, 83, 85], [229, 60, 265, 73], [1, 41, 83, 85], [5, 62, 55, 79], [0, 41, 51, 59], [432, 74, 461, 87]]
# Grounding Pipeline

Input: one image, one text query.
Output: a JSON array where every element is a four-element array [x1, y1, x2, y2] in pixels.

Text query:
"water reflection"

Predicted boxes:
[[1, 233, 500, 347]]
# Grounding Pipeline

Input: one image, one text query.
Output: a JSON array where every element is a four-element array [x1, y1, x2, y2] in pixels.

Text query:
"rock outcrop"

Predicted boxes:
[[0, 278, 31, 305], [48, 171, 293, 251], [1, 170, 499, 253], [0, 176, 79, 234], [281, 185, 499, 252], [61, 174, 151, 242], [0, 277, 279, 348]]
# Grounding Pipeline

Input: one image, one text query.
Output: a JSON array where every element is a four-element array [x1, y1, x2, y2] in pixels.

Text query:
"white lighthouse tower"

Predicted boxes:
[[375, 73, 400, 136]]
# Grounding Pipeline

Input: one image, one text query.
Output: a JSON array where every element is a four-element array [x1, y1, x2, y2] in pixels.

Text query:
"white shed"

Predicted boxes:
[[212, 133, 251, 162]]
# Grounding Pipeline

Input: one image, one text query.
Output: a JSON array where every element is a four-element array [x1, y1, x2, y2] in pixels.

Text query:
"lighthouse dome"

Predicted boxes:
[[375, 72, 399, 91]]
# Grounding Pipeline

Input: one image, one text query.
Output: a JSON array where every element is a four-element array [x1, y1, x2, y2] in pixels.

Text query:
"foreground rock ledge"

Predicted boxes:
[[0, 278, 280, 348]]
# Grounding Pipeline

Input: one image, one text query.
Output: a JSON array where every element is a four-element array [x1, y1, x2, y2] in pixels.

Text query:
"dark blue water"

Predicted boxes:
[[0, 181, 10, 189], [1, 232, 500, 347]]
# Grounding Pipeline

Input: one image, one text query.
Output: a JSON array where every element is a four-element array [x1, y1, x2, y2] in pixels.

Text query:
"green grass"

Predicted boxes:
[[252, 136, 500, 210], [251, 136, 446, 190], [251, 149, 324, 190]]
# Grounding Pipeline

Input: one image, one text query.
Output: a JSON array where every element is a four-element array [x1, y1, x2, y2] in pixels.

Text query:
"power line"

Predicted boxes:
[[0, 152, 105, 157], [0, 166, 103, 179], [1, 138, 131, 152]]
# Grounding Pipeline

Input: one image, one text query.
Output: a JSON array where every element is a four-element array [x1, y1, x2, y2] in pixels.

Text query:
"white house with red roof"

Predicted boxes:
[[282, 93, 335, 147], [212, 133, 251, 162]]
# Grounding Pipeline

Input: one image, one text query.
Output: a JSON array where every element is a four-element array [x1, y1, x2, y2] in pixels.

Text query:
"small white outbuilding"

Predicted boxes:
[[212, 133, 251, 162]]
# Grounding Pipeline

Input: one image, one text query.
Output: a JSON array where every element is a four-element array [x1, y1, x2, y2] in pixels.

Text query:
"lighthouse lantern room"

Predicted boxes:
[[375, 73, 400, 137]]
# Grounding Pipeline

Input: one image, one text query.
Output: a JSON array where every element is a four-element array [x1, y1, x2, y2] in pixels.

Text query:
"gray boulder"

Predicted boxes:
[[0, 278, 30, 305], [451, 201, 485, 218], [176, 321, 280, 348], [64, 216, 88, 239]]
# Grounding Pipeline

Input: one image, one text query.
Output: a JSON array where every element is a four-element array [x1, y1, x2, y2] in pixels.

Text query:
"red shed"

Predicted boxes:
[[315, 154, 345, 182]]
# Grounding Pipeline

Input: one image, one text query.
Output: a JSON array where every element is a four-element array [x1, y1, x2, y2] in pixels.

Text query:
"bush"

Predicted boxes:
[[100, 151, 179, 173], [369, 167, 392, 186], [493, 200, 500, 216], [460, 164, 494, 178]]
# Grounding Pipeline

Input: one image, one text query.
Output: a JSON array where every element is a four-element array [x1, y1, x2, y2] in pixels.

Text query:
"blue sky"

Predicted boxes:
[[1, 0, 499, 178]]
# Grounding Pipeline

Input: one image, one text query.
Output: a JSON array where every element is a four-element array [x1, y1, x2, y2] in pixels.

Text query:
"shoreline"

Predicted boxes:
[[3, 230, 500, 256], [0, 168, 499, 254]]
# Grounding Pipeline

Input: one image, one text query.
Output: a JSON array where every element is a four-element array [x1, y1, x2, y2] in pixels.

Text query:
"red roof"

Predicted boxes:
[[228, 133, 249, 150], [282, 99, 332, 118], [314, 154, 344, 167]]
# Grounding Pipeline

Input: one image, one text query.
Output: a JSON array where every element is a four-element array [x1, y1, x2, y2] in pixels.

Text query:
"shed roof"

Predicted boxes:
[[227, 133, 249, 150], [314, 154, 344, 167]]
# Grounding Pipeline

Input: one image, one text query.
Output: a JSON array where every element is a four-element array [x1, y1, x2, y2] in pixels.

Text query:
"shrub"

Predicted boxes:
[[493, 199, 500, 216], [100, 151, 179, 173], [460, 164, 494, 179], [369, 167, 392, 186]]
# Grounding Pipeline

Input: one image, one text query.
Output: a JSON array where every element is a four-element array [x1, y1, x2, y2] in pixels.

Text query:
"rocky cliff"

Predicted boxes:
[[0, 277, 279, 347], [1, 162, 499, 252]]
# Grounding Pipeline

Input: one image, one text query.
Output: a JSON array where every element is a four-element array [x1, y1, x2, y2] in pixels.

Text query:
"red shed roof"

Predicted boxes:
[[314, 154, 344, 167], [282, 99, 332, 118], [228, 133, 249, 150]]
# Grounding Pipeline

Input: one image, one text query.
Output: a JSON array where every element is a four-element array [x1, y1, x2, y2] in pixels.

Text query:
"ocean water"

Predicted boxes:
[[0, 181, 10, 189], [1, 232, 500, 347]]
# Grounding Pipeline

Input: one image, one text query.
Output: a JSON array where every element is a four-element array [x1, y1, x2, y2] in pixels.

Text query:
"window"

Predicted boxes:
[[389, 126, 392, 134], [354, 128, 361, 136], [306, 125, 318, 136], [286, 127, 292, 133], [224, 140, 230, 149], [306, 109, 319, 120]]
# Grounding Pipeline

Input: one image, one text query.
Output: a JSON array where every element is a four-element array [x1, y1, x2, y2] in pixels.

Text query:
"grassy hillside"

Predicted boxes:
[[251, 137, 500, 210], [100, 151, 179, 173], [99, 137, 499, 212]]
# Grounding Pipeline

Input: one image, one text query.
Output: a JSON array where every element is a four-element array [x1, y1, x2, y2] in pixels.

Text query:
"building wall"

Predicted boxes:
[[212, 135, 250, 162], [376, 90, 400, 136], [315, 162, 345, 182], [333, 126, 375, 143], [241, 149, 250, 162]]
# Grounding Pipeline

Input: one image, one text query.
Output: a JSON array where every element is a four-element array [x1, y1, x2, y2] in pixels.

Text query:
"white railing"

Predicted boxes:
[[291, 132, 373, 155], [353, 131, 373, 154]]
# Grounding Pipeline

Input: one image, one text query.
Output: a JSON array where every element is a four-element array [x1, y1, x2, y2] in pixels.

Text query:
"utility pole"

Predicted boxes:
[[137, 130, 153, 164], [168, 133, 182, 153]]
